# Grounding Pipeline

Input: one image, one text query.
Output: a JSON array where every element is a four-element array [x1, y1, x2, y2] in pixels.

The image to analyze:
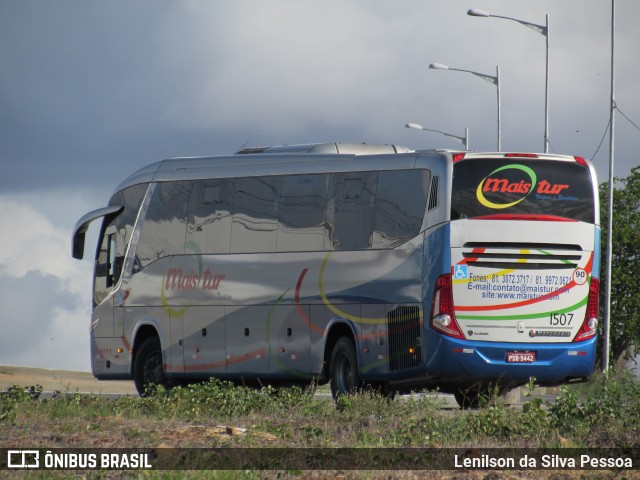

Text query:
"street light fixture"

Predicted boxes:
[[405, 122, 470, 151], [429, 62, 501, 151], [468, 8, 549, 153]]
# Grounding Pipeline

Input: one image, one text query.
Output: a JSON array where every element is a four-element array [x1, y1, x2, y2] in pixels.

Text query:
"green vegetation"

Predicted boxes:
[[1, 371, 638, 478], [599, 166, 640, 363], [1, 369, 639, 450]]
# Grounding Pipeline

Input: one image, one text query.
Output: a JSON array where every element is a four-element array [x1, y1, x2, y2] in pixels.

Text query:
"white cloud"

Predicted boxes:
[[0, 271, 90, 371], [0, 192, 101, 371], [1, 200, 72, 279]]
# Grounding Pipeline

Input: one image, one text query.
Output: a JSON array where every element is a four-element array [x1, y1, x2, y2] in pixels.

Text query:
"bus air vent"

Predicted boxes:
[[236, 146, 269, 154], [427, 176, 439, 211], [462, 242, 583, 270], [387, 306, 421, 372]]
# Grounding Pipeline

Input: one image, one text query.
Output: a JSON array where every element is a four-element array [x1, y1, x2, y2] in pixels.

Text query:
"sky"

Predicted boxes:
[[1, 0, 638, 372]]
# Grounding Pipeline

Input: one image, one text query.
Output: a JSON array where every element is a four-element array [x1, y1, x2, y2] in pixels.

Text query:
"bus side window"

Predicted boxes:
[[93, 183, 148, 305], [107, 232, 117, 287], [373, 170, 430, 249], [136, 181, 189, 268], [230, 177, 279, 254], [187, 179, 233, 254], [94, 225, 117, 305], [277, 174, 329, 252], [326, 172, 377, 251]]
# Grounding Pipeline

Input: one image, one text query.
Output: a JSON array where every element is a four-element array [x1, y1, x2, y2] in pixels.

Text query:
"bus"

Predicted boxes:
[[72, 143, 600, 406]]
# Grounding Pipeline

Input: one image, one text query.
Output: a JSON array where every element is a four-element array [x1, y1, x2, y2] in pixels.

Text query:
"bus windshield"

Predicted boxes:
[[451, 159, 595, 223]]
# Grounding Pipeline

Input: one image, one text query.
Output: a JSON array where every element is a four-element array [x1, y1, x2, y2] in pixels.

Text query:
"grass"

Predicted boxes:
[[1, 369, 639, 478]]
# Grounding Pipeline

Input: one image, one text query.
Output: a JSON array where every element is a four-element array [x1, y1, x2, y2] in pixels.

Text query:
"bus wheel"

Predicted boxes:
[[133, 336, 168, 397], [330, 337, 361, 399], [454, 388, 481, 409]]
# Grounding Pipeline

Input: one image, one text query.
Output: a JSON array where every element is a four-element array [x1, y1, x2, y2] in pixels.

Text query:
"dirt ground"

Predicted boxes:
[[0, 364, 137, 395]]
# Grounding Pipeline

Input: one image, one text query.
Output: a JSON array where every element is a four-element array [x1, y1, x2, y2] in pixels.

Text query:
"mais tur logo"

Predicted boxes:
[[476, 164, 570, 209]]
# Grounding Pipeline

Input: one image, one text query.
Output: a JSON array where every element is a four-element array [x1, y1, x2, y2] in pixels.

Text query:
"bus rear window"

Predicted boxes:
[[451, 159, 595, 223]]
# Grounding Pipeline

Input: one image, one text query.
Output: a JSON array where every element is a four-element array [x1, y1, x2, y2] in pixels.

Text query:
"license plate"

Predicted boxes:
[[506, 351, 536, 363]]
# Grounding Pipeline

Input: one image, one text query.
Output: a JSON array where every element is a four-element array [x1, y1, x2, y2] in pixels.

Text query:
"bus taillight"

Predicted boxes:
[[504, 153, 539, 158], [431, 274, 465, 339], [574, 277, 599, 342]]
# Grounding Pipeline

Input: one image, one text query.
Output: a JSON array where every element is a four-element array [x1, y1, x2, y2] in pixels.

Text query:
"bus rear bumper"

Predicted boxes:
[[425, 334, 597, 388]]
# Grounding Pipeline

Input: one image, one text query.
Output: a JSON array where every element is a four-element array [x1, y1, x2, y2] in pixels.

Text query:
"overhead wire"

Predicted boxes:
[[589, 105, 639, 161], [590, 118, 611, 161], [616, 106, 640, 132]]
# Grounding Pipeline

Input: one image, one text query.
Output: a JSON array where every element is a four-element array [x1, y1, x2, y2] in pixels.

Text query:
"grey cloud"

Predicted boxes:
[[1, 0, 639, 194]]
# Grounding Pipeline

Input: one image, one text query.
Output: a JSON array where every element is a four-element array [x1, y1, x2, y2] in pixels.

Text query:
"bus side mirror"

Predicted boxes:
[[95, 262, 108, 277], [72, 232, 85, 260], [71, 205, 124, 260]]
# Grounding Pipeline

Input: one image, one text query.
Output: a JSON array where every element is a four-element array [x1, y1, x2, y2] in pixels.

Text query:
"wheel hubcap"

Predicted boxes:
[[144, 351, 163, 386], [336, 354, 353, 393]]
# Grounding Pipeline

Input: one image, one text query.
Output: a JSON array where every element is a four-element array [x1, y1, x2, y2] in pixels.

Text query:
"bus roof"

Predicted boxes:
[[451, 151, 591, 163], [235, 142, 412, 155], [112, 144, 594, 195], [113, 142, 424, 193]]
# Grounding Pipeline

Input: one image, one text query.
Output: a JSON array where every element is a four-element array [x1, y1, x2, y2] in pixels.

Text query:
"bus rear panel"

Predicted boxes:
[[425, 154, 599, 392]]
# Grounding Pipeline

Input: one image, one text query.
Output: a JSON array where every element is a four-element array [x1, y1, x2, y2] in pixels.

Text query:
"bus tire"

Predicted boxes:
[[454, 388, 480, 409], [329, 337, 361, 399], [133, 336, 168, 397]]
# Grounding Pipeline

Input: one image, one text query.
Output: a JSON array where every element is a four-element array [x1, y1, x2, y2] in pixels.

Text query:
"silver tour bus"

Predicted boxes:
[[72, 143, 600, 406]]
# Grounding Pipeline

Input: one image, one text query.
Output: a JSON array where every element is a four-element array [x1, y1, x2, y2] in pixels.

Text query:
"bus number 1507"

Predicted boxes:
[[550, 313, 574, 326]]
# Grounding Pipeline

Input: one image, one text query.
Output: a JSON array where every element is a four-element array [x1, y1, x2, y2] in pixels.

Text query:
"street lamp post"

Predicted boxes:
[[468, 8, 549, 153], [604, 0, 616, 372], [405, 122, 470, 150], [429, 62, 500, 151]]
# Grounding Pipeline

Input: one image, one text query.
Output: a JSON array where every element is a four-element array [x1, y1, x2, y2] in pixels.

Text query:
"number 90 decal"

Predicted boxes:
[[573, 268, 588, 285]]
